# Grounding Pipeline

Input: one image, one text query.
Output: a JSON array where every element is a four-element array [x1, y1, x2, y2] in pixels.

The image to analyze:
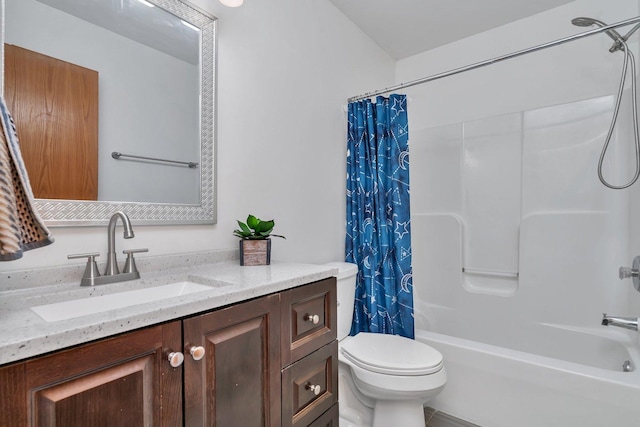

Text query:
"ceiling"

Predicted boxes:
[[328, 0, 574, 59]]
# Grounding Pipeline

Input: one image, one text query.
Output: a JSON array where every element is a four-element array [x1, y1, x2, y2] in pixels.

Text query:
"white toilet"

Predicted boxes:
[[327, 262, 447, 427]]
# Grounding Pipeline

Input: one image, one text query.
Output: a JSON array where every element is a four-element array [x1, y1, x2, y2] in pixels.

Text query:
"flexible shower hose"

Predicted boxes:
[[598, 38, 640, 189]]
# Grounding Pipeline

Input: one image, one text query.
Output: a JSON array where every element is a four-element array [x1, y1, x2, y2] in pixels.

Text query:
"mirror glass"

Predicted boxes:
[[2, 0, 216, 225]]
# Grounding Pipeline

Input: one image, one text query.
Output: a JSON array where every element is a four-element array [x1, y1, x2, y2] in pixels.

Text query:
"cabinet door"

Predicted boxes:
[[183, 294, 281, 427], [0, 322, 183, 427]]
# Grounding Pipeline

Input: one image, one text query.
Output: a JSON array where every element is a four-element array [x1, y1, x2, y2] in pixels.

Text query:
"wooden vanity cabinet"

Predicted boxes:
[[183, 277, 339, 427], [0, 321, 183, 427], [0, 278, 338, 427]]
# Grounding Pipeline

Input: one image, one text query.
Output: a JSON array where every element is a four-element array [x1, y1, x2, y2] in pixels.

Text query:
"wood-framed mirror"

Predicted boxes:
[[1, 0, 216, 226]]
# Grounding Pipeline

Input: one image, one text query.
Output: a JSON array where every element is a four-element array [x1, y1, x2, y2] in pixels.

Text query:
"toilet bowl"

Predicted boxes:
[[325, 262, 447, 427]]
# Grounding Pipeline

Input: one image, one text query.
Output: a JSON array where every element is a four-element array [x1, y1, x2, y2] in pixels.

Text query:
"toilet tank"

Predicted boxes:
[[324, 262, 358, 341]]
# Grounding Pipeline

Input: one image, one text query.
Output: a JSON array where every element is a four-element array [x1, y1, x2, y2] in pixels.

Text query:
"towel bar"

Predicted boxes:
[[111, 151, 198, 168]]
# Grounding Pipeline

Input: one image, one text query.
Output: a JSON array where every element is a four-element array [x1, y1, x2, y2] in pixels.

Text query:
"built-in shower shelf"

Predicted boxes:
[[462, 267, 519, 297], [462, 268, 519, 279]]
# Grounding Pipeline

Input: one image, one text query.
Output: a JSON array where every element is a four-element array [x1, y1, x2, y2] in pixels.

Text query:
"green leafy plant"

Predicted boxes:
[[233, 214, 286, 240]]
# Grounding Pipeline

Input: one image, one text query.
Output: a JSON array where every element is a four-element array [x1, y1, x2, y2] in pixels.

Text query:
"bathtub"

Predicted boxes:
[[415, 324, 640, 427]]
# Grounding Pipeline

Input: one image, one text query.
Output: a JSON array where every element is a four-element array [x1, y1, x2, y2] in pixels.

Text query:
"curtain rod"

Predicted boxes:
[[348, 15, 640, 103]]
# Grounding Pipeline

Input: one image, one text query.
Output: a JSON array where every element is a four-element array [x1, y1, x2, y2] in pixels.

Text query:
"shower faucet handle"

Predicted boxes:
[[620, 256, 640, 293], [619, 266, 638, 280]]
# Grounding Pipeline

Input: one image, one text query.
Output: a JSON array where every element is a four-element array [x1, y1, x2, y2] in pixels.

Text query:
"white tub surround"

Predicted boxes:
[[0, 249, 337, 365], [417, 329, 640, 427], [409, 93, 640, 425]]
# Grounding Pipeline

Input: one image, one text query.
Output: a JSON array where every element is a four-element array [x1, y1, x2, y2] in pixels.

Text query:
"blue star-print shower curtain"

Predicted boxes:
[[346, 94, 414, 339]]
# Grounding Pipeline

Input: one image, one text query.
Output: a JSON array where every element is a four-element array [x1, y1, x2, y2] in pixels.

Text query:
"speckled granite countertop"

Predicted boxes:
[[0, 250, 337, 366]]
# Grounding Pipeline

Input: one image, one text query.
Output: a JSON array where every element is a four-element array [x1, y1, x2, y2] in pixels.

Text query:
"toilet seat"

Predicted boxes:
[[341, 332, 443, 376]]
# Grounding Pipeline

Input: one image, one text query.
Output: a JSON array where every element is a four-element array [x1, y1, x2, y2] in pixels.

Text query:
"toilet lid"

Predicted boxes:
[[341, 333, 443, 376]]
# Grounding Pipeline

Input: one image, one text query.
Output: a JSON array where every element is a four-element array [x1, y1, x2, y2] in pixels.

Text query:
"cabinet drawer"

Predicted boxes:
[[309, 403, 339, 427], [281, 278, 337, 366], [282, 341, 338, 427]]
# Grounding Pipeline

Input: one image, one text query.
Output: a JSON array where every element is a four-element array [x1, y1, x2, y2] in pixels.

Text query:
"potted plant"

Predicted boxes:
[[234, 214, 285, 266]]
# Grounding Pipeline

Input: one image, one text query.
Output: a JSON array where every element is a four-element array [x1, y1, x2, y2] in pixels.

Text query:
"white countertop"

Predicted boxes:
[[0, 250, 337, 366]]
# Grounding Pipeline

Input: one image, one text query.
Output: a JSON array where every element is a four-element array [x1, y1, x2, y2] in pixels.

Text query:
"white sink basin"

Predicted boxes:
[[31, 282, 212, 322]]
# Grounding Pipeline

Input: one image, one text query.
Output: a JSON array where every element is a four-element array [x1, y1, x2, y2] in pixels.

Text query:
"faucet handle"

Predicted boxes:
[[68, 252, 100, 260], [123, 248, 149, 255], [620, 256, 640, 293], [619, 266, 638, 280], [67, 252, 101, 286], [122, 248, 148, 274]]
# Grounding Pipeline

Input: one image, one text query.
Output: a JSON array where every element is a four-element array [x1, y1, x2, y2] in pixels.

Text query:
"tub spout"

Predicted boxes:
[[601, 313, 639, 331]]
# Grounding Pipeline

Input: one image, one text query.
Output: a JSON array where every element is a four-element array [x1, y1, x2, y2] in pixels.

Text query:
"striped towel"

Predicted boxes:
[[0, 95, 53, 261]]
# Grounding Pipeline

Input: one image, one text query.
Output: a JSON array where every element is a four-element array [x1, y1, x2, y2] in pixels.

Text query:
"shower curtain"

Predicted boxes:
[[346, 94, 414, 339]]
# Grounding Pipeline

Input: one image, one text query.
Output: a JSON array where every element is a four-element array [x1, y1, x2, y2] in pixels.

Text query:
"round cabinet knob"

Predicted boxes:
[[306, 383, 321, 396], [304, 314, 320, 325], [189, 346, 206, 361], [168, 351, 184, 368]]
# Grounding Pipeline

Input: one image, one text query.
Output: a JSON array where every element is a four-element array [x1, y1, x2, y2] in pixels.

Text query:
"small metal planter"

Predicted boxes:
[[239, 239, 271, 266]]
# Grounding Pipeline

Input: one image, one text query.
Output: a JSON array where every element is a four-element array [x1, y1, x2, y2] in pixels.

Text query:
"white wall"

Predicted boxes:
[[397, 0, 638, 128], [1, 0, 395, 274], [6, 0, 200, 204], [400, 0, 640, 332]]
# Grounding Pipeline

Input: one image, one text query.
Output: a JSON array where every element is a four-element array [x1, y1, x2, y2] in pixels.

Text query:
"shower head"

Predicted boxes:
[[571, 17, 602, 27], [571, 16, 624, 44]]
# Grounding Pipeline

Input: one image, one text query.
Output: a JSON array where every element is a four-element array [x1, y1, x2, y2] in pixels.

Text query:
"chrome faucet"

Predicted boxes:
[[67, 211, 148, 286], [105, 211, 135, 276], [602, 313, 639, 331]]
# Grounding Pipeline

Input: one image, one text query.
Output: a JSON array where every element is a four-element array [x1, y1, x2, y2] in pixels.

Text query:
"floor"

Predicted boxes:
[[424, 407, 481, 427]]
